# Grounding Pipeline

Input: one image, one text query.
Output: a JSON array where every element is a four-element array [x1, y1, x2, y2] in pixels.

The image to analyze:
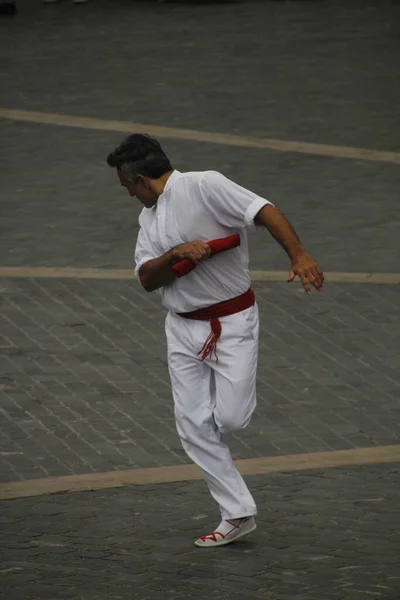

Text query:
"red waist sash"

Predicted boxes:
[[177, 288, 255, 362]]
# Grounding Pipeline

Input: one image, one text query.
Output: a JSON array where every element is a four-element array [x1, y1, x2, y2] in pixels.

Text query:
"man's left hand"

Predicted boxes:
[[288, 253, 324, 294]]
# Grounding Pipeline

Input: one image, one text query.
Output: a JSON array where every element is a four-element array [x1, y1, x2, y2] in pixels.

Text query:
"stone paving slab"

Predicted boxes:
[[1, 464, 400, 600], [1, 0, 400, 151], [1, 0, 400, 274], [1, 120, 400, 273], [1, 277, 399, 482]]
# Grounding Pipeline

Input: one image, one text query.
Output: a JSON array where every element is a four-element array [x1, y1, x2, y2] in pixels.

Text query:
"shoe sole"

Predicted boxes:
[[194, 523, 257, 548]]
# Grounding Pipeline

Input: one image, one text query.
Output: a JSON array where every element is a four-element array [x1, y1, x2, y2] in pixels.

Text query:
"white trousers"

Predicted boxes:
[[165, 305, 259, 519]]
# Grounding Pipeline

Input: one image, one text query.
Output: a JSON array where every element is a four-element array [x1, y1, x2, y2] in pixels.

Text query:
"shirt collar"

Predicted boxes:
[[162, 169, 181, 195]]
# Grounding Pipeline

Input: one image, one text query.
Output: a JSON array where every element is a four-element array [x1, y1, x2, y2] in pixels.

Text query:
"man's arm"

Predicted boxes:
[[255, 204, 324, 294], [138, 241, 211, 292]]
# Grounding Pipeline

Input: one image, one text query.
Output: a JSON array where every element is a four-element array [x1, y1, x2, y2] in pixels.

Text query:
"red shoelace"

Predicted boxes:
[[198, 518, 250, 543]]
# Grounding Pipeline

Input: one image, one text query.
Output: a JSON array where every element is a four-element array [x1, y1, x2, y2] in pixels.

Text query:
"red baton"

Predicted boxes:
[[172, 234, 241, 279]]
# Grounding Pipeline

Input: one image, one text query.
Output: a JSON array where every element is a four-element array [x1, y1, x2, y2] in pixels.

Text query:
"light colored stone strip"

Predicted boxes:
[[0, 267, 135, 280], [1, 108, 400, 165], [1, 445, 399, 501], [0, 266, 399, 285], [250, 271, 400, 285]]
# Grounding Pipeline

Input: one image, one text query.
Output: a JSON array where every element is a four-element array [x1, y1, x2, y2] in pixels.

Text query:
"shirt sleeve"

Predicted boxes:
[[199, 170, 273, 229], [134, 214, 157, 278]]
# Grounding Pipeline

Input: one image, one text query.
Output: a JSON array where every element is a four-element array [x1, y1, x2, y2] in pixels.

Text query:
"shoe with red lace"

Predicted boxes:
[[194, 516, 256, 548]]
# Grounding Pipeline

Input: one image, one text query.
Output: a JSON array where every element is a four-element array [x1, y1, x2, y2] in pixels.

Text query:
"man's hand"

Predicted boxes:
[[255, 205, 323, 294], [288, 252, 324, 294], [138, 240, 211, 293], [172, 241, 212, 265]]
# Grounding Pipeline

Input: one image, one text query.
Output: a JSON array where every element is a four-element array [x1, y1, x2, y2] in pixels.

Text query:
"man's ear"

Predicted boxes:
[[136, 174, 147, 187]]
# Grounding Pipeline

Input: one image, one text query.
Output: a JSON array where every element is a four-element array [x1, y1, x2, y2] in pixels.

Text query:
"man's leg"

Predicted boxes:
[[188, 304, 259, 547], [212, 304, 259, 436], [166, 312, 256, 520]]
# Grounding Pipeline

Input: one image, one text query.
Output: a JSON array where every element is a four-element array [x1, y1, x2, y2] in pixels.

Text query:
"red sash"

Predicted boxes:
[[177, 288, 255, 362]]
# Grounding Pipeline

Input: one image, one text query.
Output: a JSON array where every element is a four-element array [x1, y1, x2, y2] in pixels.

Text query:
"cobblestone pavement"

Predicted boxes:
[[1, 120, 400, 273], [1, 464, 400, 600], [2, 0, 400, 150], [1, 0, 400, 273], [1, 277, 400, 482]]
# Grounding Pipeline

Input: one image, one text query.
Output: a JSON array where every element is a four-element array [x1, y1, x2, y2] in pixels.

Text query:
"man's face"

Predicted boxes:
[[117, 169, 158, 208]]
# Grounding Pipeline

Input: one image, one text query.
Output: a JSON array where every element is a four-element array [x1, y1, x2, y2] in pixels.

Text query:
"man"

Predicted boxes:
[[107, 134, 324, 548]]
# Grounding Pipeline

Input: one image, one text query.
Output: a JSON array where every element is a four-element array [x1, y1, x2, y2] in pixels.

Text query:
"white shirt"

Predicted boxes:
[[134, 170, 272, 313]]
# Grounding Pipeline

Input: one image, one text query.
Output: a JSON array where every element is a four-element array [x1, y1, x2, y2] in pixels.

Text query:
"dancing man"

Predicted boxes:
[[107, 134, 324, 547]]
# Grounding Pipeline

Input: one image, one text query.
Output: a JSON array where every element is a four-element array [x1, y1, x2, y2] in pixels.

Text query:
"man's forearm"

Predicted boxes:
[[138, 250, 177, 292], [137, 240, 212, 292], [255, 204, 305, 260]]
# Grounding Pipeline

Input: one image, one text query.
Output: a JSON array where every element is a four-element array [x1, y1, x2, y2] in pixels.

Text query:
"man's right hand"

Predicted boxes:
[[139, 241, 211, 293], [172, 241, 212, 265]]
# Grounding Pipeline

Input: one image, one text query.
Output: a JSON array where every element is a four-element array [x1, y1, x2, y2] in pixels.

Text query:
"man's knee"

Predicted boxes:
[[176, 410, 215, 444], [216, 412, 251, 435]]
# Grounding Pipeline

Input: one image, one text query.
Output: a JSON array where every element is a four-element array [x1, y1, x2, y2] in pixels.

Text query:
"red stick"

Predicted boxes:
[[172, 234, 241, 279]]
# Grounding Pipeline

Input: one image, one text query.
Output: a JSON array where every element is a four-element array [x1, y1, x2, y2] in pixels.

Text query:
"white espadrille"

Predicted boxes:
[[194, 517, 256, 548]]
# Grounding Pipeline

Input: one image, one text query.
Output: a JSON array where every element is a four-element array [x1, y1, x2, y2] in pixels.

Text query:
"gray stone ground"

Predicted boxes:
[[1, 465, 400, 600], [1, 0, 400, 273], [1, 278, 400, 480], [1, 0, 400, 599]]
